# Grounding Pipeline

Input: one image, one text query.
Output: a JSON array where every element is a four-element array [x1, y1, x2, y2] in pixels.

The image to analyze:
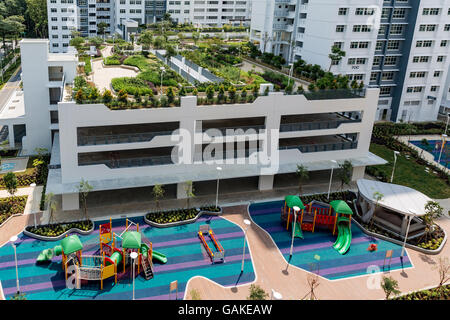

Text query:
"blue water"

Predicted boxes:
[[410, 140, 449, 168], [1, 163, 16, 171]]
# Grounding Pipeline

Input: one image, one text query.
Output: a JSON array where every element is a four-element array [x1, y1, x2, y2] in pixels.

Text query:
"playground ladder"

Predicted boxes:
[[141, 254, 154, 280]]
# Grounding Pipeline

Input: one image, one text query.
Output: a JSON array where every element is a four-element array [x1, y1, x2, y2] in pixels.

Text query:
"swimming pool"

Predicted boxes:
[[1, 163, 16, 171], [410, 140, 449, 168]]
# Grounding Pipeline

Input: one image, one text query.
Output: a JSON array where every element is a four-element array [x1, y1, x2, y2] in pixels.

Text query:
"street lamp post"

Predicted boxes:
[[400, 209, 415, 269], [445, 113, 450, 135], [438, 134, 447, 165], [241, 219, 251, 273], [327, 160, 337, 201], [289, 206, 300, 258], [130, 251, 138, 300], [9, 235, 20, 294], [390, 151, 400, 183], [160, 66, 165, 96], [215, 166, 222, 209], [287, 63, 294, 89]]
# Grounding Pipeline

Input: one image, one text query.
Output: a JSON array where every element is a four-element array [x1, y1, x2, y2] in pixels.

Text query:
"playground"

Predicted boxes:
[[249, 198, 413, 280], [0, 215, 255, 300]]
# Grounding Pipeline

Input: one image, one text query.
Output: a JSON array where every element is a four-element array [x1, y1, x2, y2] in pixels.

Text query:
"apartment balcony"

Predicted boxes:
[[77, 131, 175, 146], [279, 135, 358, 154], [78, 147, 174, 168], [279, 112, 362, 133], [273, 23, 293, 32], [48, 69, 65, 88]]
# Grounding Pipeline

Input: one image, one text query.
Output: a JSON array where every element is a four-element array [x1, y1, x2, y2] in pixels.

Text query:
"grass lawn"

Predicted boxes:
[[369, 143, 450, 199]]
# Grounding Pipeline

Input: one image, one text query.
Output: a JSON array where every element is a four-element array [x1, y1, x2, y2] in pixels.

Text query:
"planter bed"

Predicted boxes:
[[0, 196, 28, 226], [24, 220, 95, 241], [145, 206, 222, 228], [393, 284, 450, 300]]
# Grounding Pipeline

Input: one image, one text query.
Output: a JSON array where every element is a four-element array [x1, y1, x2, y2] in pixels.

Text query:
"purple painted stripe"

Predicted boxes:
[[319, 256, 409, 276], [279, 236, 369, 254], [2, 253, 251, 295], [0, 231, 244, 269]]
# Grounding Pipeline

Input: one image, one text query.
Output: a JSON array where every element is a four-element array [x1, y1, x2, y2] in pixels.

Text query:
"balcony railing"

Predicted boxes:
[[195, 148, 260, 161], [303, 88, 366, 100], [77, 130, 175, 146], [79, 155, 173, 168], [201, 125, 265, 135], [279, 141, 358, 153], [279, 118, 361, 133]]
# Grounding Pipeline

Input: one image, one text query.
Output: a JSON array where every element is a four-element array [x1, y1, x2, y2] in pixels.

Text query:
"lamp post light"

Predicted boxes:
[[438, 134, 447, 165], [445, 113, 450, 135], [327, 160, 337, 201], [241, 219, 251, 273], [390, 151, 400, 183], [289, 206, 300, 258], [160, 66, 165, 96], [271, 289, 283, 300], [215, 166, 222, 209], [9, 235, 20, 295], [130, 251, 138, 300]]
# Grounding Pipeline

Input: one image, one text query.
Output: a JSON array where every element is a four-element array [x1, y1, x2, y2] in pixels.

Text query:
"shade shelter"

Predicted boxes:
[[282, 195, 305, 230], [329, 200, 353, 235]]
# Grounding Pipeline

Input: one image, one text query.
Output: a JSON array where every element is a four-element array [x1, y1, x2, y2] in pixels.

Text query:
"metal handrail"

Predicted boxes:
[[279, 118, 361, 132], [279, 141, 358, 153], [78, 130, 174, 146], [79, 155, 173, 168]]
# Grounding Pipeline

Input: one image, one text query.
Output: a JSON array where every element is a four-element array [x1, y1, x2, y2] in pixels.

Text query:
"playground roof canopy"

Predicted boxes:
[[284, 195, 305, 209], [61, 235, 83, 254], [329, 200, 353, 215], [356, 179, 431, 217], [122, 231, 142, 249]]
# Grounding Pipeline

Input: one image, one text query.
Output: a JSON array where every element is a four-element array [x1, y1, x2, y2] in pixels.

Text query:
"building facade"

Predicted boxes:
[[250, 0, 450, 123], [166, 0, 252, 27]]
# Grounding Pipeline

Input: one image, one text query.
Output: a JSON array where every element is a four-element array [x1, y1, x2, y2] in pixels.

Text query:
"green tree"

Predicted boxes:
[[102, 89, 113, 103], [89, 36, 103, 48], [164, 44, 177, 61], [152, 184, 164, 210], [139, 30, 153, 48], [422, 201, 444, 241], [328, 45, 346, 71], [192, 31, 200, 45], [206, 85, 215, 101], [25, 0, 47, 38], [369, 191, 384, 229], [247, 284, 268, 300], [228, 86, 237, 102], [381, 276, 401, 300], [77, 178, 93, 221], [3, 171, 17, 197], [166, 86, 175, 104], [70, 36, 85, 52], [296, 164, 309, 194], [337, 160, 353, 191], [217, 85, 225, 102], [97, 22, 108, 40]]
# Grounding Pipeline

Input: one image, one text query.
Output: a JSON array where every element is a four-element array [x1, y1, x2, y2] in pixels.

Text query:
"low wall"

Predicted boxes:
[[144, 208, 222, 228]]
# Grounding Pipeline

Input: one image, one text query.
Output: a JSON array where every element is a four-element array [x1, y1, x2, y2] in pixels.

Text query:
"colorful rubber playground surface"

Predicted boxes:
[[249, 200, 413, 280], [0, 215, 255, 300]]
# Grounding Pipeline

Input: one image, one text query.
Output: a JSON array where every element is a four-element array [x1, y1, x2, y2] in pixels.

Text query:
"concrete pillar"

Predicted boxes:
[[351, 165, 365, 181], [7, 125, 14, 149], [62, 193, 80, 211], [258, 175, 274, 191], [176, 182, 192, 199]]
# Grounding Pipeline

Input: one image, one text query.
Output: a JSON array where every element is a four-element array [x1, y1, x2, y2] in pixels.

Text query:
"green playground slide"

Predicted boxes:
[[294, 222, 303, 239], [108, 251, 123, 265], [141, 243, 167, 264], [36, 245, 62, 263], [333, 222, 352, 255]]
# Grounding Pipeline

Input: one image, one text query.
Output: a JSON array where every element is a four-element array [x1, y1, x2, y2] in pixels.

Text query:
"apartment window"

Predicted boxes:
[[370, 72, 378, 81], [422, 8, 440, 15], [381, 8, 390, 19], [416, 40, 433, 47], [406, 86, 423, 93], [51, 8, 57, 13], [384, 56, 398, 65], [348, 58, 367, 65], [437, 55, 446, 62], [390, 24, 404, 35], [434, 71, 442, 77], [355, 8, 374, 15], [430, 86, 439, 92], [375, 41, 384, 51], [353, 25, 372, 32], [382, 72, 394, 80], [413, 56, 430, 63], [419, 24, 436, 32], [441, 40, 448, 47], [373, 56, 381, 66], [387, 40, 400, 50], [350, 41, 369, 49], [392, 8, 406, 19], [336, 25, 345, 32], [338, 8, 348, 15], [333, 42, 343, 49], [410, 71, 426, 78], [380, 87, 392, 95]]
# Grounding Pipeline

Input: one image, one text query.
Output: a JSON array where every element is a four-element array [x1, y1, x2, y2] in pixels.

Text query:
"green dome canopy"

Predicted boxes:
[[61, 235, 83, 255], [330, 200, 353, 215], [122, 231, 142, 249], [284, 195, 305, 209]]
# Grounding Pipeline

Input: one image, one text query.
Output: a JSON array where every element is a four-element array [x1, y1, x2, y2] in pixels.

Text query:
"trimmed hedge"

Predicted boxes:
[[111, 77, 154, 96], [25, 220, 94, 238]]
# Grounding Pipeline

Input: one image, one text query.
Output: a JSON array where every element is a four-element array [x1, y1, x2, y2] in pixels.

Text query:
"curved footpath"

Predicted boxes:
[[185, 205, 450, 300]]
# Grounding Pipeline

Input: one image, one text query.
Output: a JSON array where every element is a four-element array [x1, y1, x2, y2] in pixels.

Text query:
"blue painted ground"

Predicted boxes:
[[0, 215, 255, 300], [249, 200, 413, 280]]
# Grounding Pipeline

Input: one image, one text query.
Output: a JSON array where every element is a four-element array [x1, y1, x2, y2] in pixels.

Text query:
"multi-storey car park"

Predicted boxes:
[[250, 0, 450, 123], [0, 39, 386, 211]]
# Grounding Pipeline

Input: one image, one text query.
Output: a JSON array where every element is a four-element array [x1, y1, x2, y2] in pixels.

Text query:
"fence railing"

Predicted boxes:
[[80, 155, 173, 168], [279, 141, 358, 153], [78, 130, 174, 146], [279, 119, 361, 132]]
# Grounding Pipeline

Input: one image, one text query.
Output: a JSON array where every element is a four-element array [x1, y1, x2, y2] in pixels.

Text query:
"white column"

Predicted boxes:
[[176, 182, 189, 199], [351, 166, 365, 181], [8, 125, 14, 149], [258, 174, 274, 191], [62, 193, 80, 211]]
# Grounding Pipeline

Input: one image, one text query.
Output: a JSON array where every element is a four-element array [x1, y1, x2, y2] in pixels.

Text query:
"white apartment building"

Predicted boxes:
[[250, 0, 450, 123], [47, 0, 167, 52], [166, 0, 252, 27], [7, 40, 385, 211]]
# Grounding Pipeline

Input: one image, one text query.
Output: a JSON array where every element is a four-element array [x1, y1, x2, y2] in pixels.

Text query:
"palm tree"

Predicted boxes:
[[381, 276, 400, 300], [296, 164, 309, 194], [369, 191, 384, 229], [77, 179, 93, 220], [45, 192, 58, 225]]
